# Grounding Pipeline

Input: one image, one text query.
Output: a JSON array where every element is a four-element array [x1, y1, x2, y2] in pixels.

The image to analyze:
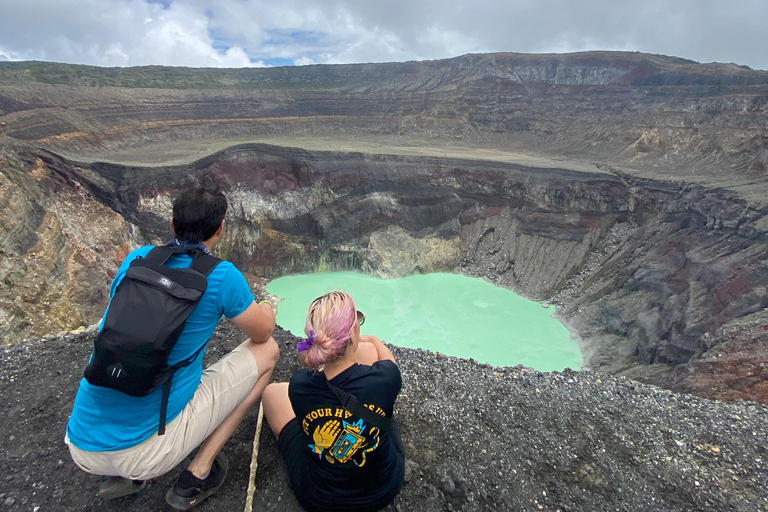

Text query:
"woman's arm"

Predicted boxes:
[[359, 335, 396, 364]]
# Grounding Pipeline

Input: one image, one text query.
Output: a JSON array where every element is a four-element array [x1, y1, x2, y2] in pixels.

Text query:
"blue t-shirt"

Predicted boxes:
[[67, 246, 254, 451]]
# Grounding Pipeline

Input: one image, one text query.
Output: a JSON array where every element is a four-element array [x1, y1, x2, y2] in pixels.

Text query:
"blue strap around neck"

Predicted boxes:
[[165, 238, 213, 256]]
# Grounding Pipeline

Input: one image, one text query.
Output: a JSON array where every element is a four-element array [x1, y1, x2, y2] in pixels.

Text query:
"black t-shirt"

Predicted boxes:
[[288, 360, 403, 509]]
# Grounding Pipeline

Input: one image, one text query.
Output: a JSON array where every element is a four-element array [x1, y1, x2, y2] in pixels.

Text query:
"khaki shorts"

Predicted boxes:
[[68, 345, 259, 480]]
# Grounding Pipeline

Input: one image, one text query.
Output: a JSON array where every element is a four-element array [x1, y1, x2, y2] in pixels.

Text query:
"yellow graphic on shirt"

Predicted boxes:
[[312, 420, 341, 450], [302, 405, 385, 466]]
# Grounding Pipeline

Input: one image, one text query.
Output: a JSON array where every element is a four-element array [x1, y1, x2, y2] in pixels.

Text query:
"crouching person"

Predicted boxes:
[[262, 291, 405, 512], [65, 187, 279, 510]]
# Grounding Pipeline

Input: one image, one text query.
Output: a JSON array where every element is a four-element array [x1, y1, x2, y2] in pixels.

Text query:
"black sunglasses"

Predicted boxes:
[[356, 310, 365, 326]]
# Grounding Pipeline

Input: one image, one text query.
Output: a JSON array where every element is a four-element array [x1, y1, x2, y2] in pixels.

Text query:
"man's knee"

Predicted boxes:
[[247, 336, 279, 374]]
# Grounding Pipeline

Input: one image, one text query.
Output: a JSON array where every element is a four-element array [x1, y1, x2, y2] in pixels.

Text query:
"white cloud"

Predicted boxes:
[[0, 0, 766, 69], [293, 56, 315, 66], [0, 0, 258, 67], [0, 46, 16, 61]]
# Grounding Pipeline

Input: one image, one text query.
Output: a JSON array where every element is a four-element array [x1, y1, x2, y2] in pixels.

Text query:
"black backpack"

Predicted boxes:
[[84, 246, 221, 435]]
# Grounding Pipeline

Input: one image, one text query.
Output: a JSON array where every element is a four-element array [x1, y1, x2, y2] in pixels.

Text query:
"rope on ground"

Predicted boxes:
[[244, 402, 265, 512]]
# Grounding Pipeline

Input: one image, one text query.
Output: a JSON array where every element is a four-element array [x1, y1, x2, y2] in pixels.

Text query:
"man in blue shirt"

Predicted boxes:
[[66, 187, 279, 510]]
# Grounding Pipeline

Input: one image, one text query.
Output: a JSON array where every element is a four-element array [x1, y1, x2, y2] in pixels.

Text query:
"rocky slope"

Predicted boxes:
[[1, 324, 767, 512], [0, 51, 767, 402]]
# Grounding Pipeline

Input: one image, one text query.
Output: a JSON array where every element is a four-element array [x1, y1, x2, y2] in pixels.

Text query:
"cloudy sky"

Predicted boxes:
[[0, 0, 766, 70]]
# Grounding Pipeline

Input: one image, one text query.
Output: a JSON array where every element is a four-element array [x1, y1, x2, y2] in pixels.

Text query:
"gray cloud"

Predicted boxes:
[[0, 0, 765, 69], [321, 0, 768, 67]]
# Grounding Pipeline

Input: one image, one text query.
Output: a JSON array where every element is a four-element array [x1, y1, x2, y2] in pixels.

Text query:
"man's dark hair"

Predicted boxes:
[[171, 187, 228, 243]]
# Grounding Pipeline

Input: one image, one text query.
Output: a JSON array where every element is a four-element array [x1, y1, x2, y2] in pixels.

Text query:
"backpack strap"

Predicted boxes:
[[325, 378, 394, 433], [144, 245, 183, 265], [188, 250, 222, 276], [157, 343, 207, 435], [158, 379, 173, 436], [144, 246, 222, 275]]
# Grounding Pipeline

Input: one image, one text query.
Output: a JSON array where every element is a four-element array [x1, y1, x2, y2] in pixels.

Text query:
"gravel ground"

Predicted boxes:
[[1, 323, 767, 512]]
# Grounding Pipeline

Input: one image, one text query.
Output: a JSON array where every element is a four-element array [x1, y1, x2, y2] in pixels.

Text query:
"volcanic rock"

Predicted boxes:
[[1, 325, 767, 511]]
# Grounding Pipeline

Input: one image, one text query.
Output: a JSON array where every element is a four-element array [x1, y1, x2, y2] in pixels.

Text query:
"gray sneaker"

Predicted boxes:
[[98, 476, 146, 499]]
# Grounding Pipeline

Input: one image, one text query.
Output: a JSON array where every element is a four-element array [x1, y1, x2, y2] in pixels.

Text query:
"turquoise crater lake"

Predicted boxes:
[[266, 271, 581, 372]]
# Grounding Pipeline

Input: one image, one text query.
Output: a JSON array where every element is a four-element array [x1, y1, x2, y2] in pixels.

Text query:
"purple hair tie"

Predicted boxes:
[[297, 330, 315, 353]]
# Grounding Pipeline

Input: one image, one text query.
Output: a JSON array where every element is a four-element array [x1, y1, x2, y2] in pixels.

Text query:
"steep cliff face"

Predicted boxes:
[[557, 183, 768, 392], [0, 139, 143, 342]]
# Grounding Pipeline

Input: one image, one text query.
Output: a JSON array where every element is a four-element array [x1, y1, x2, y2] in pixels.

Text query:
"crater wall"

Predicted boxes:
[[3, 141, 765, 401]]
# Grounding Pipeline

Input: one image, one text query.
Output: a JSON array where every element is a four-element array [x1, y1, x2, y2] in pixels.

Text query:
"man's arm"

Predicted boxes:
[[231, 301, 275, 344]]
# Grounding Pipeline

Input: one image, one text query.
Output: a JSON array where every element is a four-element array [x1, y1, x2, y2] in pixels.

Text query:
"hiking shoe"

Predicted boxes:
[[165, 452, 228, 510], [98, 476, 146, 499]]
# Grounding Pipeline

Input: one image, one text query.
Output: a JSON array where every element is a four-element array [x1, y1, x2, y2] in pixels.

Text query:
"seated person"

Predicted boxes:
[[66, 187, 279, 510], [262, 291, 405, 512]]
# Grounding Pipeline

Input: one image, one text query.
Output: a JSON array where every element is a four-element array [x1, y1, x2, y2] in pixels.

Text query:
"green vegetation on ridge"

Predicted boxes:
[[0, 61, 351, 90], [0, 52, 763, 91]]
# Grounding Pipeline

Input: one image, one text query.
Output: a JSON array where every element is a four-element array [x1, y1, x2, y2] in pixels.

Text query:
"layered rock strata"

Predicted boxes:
[[1, 52, 767, 191], [0, 140, 143, 342]]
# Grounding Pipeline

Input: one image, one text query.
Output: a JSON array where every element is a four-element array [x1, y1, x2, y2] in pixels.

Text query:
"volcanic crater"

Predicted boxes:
[[2, 52, 767, 399]]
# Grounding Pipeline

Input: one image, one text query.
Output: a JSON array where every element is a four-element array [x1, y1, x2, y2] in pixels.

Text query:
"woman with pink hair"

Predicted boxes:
[[262, 291, 404, 512]]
